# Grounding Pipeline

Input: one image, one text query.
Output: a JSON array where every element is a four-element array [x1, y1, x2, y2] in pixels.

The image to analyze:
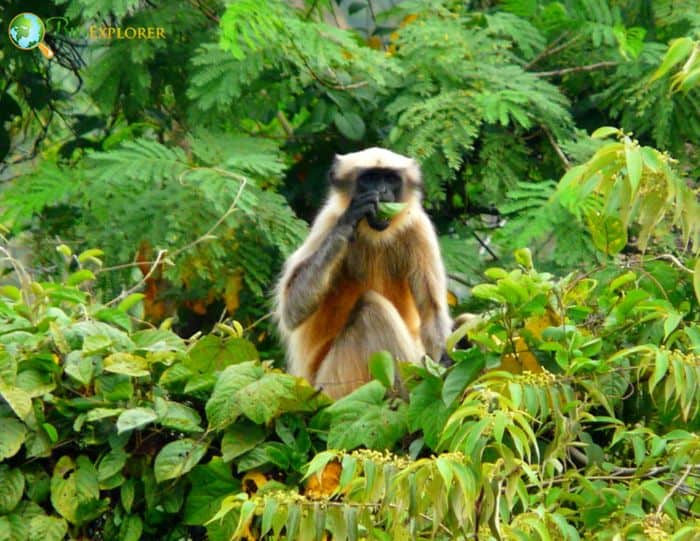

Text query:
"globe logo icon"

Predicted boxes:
[[8, 12, 45, 49], [8, 12, 53, 59]]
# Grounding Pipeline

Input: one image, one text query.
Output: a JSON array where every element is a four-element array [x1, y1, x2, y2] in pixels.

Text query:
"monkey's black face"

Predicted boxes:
[[355, 168, 404, 231], [355, 168, 403, 202]]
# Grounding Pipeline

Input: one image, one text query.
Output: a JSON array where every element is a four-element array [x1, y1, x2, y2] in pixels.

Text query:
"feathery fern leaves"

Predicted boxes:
[[1, 163, 79, 231]]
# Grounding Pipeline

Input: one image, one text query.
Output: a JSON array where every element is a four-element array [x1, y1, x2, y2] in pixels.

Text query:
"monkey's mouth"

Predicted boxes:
[[366, 214, 391, 231]]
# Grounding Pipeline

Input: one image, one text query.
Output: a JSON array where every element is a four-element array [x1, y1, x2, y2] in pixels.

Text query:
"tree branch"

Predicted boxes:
[[534, 61, 618, 78]]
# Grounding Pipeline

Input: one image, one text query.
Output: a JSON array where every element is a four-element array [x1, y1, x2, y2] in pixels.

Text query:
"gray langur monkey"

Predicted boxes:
[[275, 147, 452, 399]]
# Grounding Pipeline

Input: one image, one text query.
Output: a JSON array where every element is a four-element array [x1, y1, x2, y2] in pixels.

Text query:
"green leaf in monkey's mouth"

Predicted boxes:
[[376, 202, 407, 220]]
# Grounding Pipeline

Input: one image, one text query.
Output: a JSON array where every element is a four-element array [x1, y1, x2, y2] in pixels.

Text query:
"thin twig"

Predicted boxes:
[[106, 249, 166, 307], [648, 254, 694, 274], [169, 176, 248, 259], [656, 465, 693, 516], [543, 126, 570, 168], [190, 0, 219, 23], [471, 230, 498, 260], [534, 61, 618, 78], [99, 261, 158, 273], [276, 111, 294, 138], [525, 33, 578, 69], [243, 312, 274, 332]]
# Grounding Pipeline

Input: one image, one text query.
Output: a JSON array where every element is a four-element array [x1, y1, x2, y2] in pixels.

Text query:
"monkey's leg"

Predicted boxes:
[[314, 291, 423, 399]]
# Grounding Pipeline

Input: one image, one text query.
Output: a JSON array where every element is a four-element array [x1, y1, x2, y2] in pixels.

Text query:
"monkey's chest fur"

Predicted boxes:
[[300, 230, 422, 373]]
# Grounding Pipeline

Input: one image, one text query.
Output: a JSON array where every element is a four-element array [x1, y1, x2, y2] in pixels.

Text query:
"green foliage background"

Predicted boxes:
[[0, 0, 699, 539]]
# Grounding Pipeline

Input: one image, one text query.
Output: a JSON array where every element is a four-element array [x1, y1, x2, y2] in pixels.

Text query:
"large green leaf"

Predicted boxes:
[[116, 407, 158, 434], [205, 362, 263, 429], [28, 516, 68, 541], [221, 422, 266, 462], [407, 377, 452, 450], [0, 417, 26, 460], [183, 458, 240, 525], [186, 335, 259, 375], [325, 381, 407, 450], [0, 383, 32, 420], [442, 349, 486, 405], [154, 439, 208, 483], [0, 466, 24, 514], [50, 456, 101, 525], [103, 353, 149, 377], [154, 397, 203, 433]]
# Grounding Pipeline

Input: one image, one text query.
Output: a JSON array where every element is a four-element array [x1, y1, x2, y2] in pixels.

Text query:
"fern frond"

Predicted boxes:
[[87, 139, 189, 184], [0, 163, 79, 230], [187, 44, 266, 114], [484, 12, 546, 60]]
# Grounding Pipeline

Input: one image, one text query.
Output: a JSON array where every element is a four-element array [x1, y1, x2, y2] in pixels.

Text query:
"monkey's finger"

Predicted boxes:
[[358, 201, 378, 218], [352, 191, 380, 205]]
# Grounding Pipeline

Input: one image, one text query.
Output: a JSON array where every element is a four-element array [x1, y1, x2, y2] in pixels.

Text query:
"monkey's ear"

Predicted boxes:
[[329, 154, 354, 192]]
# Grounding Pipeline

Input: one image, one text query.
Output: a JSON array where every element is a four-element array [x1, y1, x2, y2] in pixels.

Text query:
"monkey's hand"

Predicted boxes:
[[337, 191, 379, 233]]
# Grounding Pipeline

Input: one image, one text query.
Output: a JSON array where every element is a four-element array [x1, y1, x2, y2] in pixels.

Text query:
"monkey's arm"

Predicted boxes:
[[408, 214, 452, 361], [277, 192, 379, 331]]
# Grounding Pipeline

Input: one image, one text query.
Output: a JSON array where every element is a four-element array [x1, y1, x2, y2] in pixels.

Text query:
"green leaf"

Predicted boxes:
[[376, 202, 407, 220], [28, 516, 68, 541], [97, 448, 127, 482], [85, 407, 124, 422], [119, 514, 143, 541], [82, 334, 112, 355], [64, 351, 94, 385], [237, 372, 325, 424], [407, 377, 451, 450], [368, 351, 395, 388], [0, 383, 32, 420], [514, 247, 533, 269], [650, 350, 669, 395], [116, 407, 158, 434], [591, 126, 620, 139], [154, 439, 208, 483], [154, 398, 203, 433], [624, 144, 642, 194], [103, 353, 150, 377], [184, 458, 240, 526], [94, 308, 132, 332], [640, 147, 663, 172], [117, 293, 145, 313], [650, 37, 694, 81], [50, 456, 101, 525], [471, 284, 506, 303], [121, 479, 136, 513], [608, 271, 636, 293], [0, 466, 24, 514], [333, 112, 365, 141], [205, 362, 264, 429], [131, 328, 185, 352], [0, 285, 21, 301], [325, 381, 407, 450], [694, 258, 700, 306], [442, 349, 486, 405], [66, 269, 96, 286], [585, 212, 627, 255], [663, 310, 683, 340], [221, 422, 266, 462], [186, 335, 259, 375], [77, 248, 104, 263]]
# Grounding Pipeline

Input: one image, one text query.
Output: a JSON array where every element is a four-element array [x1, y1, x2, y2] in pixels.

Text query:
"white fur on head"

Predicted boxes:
[[333, 147, 421, 185]]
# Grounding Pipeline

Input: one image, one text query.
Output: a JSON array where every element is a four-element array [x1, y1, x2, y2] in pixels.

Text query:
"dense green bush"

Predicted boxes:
[[0, 241, 698, 539]]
